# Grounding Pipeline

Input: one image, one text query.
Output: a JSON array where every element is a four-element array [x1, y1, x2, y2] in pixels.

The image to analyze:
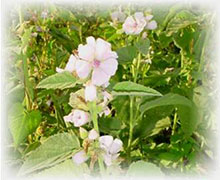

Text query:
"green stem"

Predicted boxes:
[[127, 96, 134, 158], [89, 102, 105, 176], [172, 109, 178, 135]]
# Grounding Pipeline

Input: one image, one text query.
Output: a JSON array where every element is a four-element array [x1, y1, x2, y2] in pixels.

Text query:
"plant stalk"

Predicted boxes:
[[89, 102, 105, 176]]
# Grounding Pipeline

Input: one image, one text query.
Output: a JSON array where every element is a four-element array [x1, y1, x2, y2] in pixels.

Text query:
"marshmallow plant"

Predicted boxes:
[[35, 10, 160, 177], [55, 36, 123, 173]]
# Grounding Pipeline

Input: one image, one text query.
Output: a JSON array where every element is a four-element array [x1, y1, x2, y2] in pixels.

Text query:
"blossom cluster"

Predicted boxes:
[[111, 10, 157, 35], [57, 36, 123, 167]]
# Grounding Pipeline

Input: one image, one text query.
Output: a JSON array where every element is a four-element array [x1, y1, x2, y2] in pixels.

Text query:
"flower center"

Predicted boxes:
[[93, 60, 101, 68]]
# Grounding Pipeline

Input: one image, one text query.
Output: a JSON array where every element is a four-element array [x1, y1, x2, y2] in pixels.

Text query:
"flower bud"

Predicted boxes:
[[79, 127, 88, 139], [88, 129, 99, 140]]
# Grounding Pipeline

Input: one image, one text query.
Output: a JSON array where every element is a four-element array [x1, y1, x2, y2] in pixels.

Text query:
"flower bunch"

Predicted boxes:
[[122, 12, 157, 35], [57, 36, 123, 168]]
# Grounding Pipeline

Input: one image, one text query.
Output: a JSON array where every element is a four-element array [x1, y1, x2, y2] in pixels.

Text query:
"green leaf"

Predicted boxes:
[[9, 103, 26, 146], [8, 104, 42, 146], [166, 10, 199, 36], [25, 110, 42, 135], [33, 159, 89, 178], [99, 117, 122, 133], [116, 46, 137, 64], [177, 104, 199, 136], [126, 160, 163, 177], [140, 93, 193, 113], [37, 72, 77, 90], [134, 38, 150, 55], [140, 93, 199, 136], [134, 106, 174, 138], [18, 132, 80, 175], [112, 81, 162, 96]]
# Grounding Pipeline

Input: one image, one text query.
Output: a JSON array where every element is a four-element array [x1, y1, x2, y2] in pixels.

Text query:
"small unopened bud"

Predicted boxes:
[[79, 127, 88, 139]]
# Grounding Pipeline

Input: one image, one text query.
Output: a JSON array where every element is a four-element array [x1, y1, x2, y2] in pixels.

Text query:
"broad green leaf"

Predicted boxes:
[[33, 159, 89, 178], [177, 105, 199, 136], [112, 81, 162, 96], [126, 160, 163, 177], [140, 93, 199, 136], [140, 93, 193, 113], [9, 103, 26, 146], [166, 10, 199, 36], [134, 106, 174, 138], [116, 46, 137, 64], [134, 38, 150, 55], [37, 72, 77, 90], [26, 110, 42, 135], [18, 132, 80, 175], [99, 117, 122, 134], [9, 103, 42, 146]]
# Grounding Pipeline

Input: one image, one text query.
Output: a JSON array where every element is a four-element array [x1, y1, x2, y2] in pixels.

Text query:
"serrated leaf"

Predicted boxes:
[[18, 132, 80, 175], [112, 81, 162, 96], [37, 72, 77, 90], [126, 160, 163, 177], [33, 159, 89, 178], [116, 46, 137, 64]]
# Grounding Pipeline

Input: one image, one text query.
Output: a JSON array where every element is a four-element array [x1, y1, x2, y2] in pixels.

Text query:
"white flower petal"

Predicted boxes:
[[63, 111, 74, 123], [78, 44, 95, 62], [99, 135, 113, 149], [86, 36, 96, 48], [146, 20, 157, 30], [56, 67, 65, 73], [65, 54, 77, 72], [122, 16, 136, 35], [95, 38, 111, 61], [85, 83, 97, 102], [92, 68, 110, 86], [145, 15, 153, 21], [72, 150, 88, 165], [88, 129, 99, 140], [100, 58, 118, 76], [134, 12, 144, 19], [75, 60, 92, 79], [103, 153, 113, 166], [72, 109, 90, 127], [109, 138, 123, 154]]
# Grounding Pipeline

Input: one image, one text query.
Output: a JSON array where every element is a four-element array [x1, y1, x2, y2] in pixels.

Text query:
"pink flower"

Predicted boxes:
[[63, 109, 90, 127], [56, 55, 76, 73], [122, 12, 146, 35], [145, 15, 157, 30], [99, 135, 123, 166], [88, 129, 99, 140], [75, 37, 118, 86], [111, 11, 126, 23], [85, 83, 97, 102], [72, 150, 88, 165]]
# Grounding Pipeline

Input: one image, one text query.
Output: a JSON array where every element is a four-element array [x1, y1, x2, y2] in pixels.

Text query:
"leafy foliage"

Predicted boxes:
[[18, 132, 80, 175], [37, 71, 78, 90], [4, 2, 216, 178]]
